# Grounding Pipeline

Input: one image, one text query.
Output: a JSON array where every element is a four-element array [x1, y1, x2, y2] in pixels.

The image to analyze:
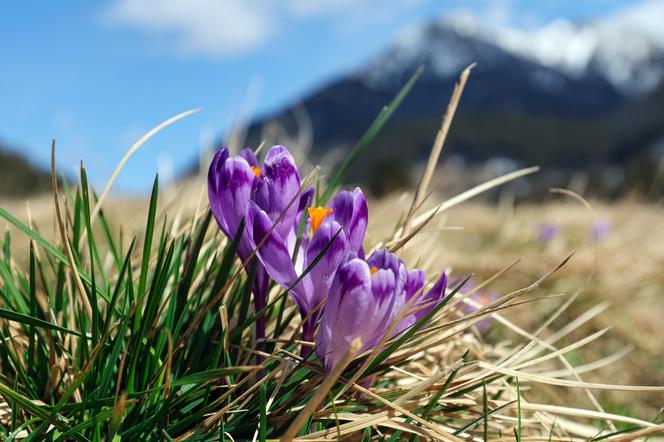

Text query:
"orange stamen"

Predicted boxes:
[[370, 266, 378, 276], [250, 166, 262, 177], [307, 207, 334, 235]]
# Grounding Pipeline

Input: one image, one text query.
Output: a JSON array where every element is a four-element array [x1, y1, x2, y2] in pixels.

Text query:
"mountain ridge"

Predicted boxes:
[[240, 6, 664, 196], [366, 2, 664, 95]]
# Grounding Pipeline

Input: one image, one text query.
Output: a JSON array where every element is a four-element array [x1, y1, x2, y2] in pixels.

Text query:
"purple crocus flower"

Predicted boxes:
[[245, 187, 368, 344], [315, 249, 447, 372], [457, 279, 499, 332], [590, 218, 611, 241], [535, 222, 560, 242], [208, 145, 313, 343]]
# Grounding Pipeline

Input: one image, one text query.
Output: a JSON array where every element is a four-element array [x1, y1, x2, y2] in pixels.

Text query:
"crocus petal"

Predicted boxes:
[[367, 248, 408, 303], [239, 148, 259, 168], [302, 220, 349, 316], [246, 202, 298, 289], [370, 269, 396, 302], [405, 269, 426, 301], [213, 156, 256, 238], [389, 268, 427, 334], [298, 187, 315, 221], [256, 146, 302, 239], [413, 272, 447, 323], [283, 186, 315, 258], [367, 248, 401, 275], [316, 258, 373, 371], [208, 148, 230, 233], [364, 268, 400, 348], [329, 188, 368, 254]]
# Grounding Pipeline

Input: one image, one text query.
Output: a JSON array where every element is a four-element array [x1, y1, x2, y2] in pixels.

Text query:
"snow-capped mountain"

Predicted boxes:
[[495, 0, 664, 94], [361, 1, 664, 95], [239, 2, 664, 195]]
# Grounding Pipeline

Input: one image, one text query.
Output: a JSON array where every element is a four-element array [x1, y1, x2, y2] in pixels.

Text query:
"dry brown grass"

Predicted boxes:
[[370, 194, 664, 419], [3, 183, 662, 426]]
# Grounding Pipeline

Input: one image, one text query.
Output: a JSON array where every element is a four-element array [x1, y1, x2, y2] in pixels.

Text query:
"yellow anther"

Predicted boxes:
[[307, 207, 334, 235], [250, 166, 262, 177], [370, 266, 378, 276]]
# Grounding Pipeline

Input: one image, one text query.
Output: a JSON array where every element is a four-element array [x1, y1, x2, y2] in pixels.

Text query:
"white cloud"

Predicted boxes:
[[106, 0, 275, 57], [105, 0, 426, 58]]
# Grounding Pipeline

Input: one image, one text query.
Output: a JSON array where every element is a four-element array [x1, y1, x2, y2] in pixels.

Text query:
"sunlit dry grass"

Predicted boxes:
[[371, 194, 664, 418]]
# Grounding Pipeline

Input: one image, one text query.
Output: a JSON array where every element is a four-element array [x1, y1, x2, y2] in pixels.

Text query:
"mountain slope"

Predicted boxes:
[[448, 0, 664, 95], [0, 144, 53, 197], [241, 6, 664, 196]]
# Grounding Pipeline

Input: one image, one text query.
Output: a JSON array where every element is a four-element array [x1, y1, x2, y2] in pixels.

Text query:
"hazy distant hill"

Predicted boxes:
[[241, 5, 664, 196], [0, 144, 53, 197]]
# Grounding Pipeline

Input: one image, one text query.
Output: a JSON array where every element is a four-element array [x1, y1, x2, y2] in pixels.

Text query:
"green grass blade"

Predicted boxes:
[[138, 174, 159, 300], [321, 66, 423, 203], [0, 382, 87, 442], [453, 400, 515, 436], [259, 382, 267, 442], [0, 307, 85, 338], [0, 208, 67, 265]]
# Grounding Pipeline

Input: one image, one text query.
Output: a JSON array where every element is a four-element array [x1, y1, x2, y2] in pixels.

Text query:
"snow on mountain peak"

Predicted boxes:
[[495, 0, 664, 93], [359, 0, 664, 95], [490, 19, 599, 76]]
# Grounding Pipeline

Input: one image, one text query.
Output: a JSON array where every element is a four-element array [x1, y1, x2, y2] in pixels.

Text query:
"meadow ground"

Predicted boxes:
[[1, 182, 662, 435], [369, 194, 664, 419]]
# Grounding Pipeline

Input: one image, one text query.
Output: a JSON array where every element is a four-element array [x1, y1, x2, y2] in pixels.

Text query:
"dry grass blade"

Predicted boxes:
[[303, 368, 462, 440], [543, 303, 610, 347], [347, 381, 462, 441], [0, 400, 10, 424], [472, 301, 617, 430], [478, 361, 664, 391], [282, 338, 363, 441], [197, 348, 283, 433], [302, 413, 444, 441], [492, 401, 662, 430], [607, 424, 664, 441], [203, 366, 280, 428], [535, 346, 632, 378], [509, 327, 611, 372], [411, 166, 540, 228], [397, 255, 573, 369], [390, 166, 539, 251], [403, 63, 475, 233], [298, 402, 456, 441], [90, 108, 201, 223]]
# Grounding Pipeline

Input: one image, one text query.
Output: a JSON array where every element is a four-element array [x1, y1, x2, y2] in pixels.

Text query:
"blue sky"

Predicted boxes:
[[0, 0, 637, 193]]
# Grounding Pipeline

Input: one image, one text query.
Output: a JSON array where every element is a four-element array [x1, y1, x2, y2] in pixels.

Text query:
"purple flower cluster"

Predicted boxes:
[[208, 145, 447, 370], [317, 250, 447, 371], [209, 146, 310, 342]]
